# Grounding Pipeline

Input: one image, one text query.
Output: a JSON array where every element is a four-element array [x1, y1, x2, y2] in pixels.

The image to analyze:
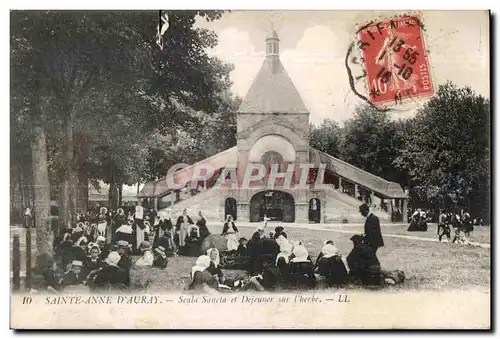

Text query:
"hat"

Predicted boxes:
[[291, 245, 309, 263], [105, 251, 121, 266], [117, 208, 124, 214], [324, 240, 334, 245], [275, 226, 284, 234], [76, 236, 88, 246], [74, 226, 83, 233], [350, 234, 364, 243], [140, 241, 152, 252], [239, 237, 248, 243], [155, 246, 166, 254], [116, 225, 133, 234], [117, 240, 129, 248], [88, 243, 101, 254], [71, 260, 83, 267], [322, 244, 339, 259], [96, 236, 106, 243], [359, 203, 369, 212]]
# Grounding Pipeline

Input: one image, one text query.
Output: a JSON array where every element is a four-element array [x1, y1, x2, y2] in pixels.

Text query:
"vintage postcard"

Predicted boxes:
[[10, 9, 491, 329]]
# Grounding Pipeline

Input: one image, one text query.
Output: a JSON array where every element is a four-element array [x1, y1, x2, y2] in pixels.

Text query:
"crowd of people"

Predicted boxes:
[[37, 201, 406, 293], [437, 210, 476, 244], [187, 203, 404, 293], [41, 204, 212, 293], [408, 207, 479, 245]]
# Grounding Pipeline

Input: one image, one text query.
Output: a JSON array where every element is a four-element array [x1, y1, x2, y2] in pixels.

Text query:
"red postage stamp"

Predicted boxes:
[[358, 15, 434, 106]]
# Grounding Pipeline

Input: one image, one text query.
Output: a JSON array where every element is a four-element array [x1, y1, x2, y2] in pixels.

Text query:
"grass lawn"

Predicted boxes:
[[11, 223, 491, 293], [137, 224, 491, 292]]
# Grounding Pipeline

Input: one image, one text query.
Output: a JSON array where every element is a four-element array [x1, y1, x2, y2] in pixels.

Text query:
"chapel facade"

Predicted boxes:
[[140, 30, 408, 224]]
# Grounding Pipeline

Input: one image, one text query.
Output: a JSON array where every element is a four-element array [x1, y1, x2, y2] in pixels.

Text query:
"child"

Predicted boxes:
[[60, 260, 85, 289]]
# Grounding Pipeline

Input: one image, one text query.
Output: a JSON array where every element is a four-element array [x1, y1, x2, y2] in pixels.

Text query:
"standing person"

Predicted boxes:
[[133, 204, 147, 254], [97, 207, 110, 239], [176, 209, 194, 248], [221, 215, 239, 253], [359, 203, 384, 254], [196, 211, 210, 241], [263, 214, 271, 228], [24, 207, 33, 229], [154, 215, 175, 254], [438, 210, 451, 242]]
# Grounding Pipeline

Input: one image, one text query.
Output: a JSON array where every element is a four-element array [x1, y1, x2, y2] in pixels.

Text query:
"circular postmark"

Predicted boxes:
[[345, 13, 434, 111]]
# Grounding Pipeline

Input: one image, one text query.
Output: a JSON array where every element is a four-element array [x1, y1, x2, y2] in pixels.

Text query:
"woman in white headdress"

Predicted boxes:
[[316, 242, 348, 286], [97, 207, 109, 239], [275, 234, 290, 250], [221, 215, 239, 252], [289, 244, 316, 288], [189, 255, 219, 293], [206, 248, 223, 283], [176, 209, 194, 248], [135, 241, 154, 267]]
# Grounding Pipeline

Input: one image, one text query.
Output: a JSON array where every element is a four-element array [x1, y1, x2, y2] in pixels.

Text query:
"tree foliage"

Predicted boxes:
[[10, 10, 236, 222], [340, 105, 407, 184], [393, 82, 490, 217], [309, 120, 343, 158]]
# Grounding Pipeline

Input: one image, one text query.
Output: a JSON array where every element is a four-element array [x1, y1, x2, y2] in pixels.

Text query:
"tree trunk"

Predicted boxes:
[[31, 126, 53, 260], [59, 180, 69, 229], [118, 183, 123, 207], [60, 110, 78, 228], [108, 181, 118, 212], [77, 166, 89, 213]]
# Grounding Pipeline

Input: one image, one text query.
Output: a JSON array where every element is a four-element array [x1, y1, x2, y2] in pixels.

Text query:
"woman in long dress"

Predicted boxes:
[[196, 211, 210, 240], [176, 209, 194, 247], [221, 215, 239, 253]]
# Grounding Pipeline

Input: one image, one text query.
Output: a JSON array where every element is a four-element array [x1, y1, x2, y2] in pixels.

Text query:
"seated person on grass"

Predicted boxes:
[[189, 255, 220, 293], [316, 243, 348, 287], [346, 235, 381, 286]]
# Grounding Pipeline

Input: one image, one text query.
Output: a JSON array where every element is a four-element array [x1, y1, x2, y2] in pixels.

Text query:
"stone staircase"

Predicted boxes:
[[323, 187, 391, 223]]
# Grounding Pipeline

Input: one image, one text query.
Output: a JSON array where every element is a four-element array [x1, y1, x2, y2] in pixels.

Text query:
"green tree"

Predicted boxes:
[[11, 10, 233, 257], [341, 105, 406, 184], [309, 119, 343, 158], [394, 82, 490, 219]]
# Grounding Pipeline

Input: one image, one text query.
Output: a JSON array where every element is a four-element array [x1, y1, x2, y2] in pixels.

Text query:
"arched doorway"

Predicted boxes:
[[249, 190, 295, 222], [225, 197, 237, 221], [309, 198, 321, 223]]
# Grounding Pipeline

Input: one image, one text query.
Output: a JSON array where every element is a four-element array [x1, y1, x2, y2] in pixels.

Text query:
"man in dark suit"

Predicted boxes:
[[359, 203, 384, 254]]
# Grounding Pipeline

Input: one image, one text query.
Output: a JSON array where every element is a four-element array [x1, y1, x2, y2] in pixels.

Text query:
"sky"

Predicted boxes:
[[197, 10, 490, 125]]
